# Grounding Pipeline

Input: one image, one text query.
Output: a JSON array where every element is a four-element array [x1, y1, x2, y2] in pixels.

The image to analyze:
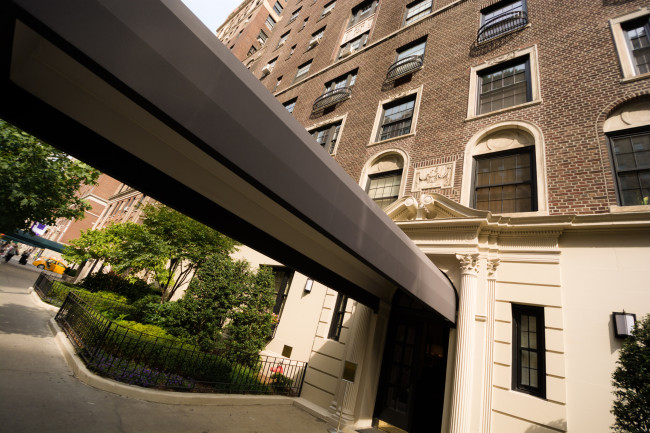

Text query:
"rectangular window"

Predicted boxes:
[[397, 39, 426, 60], [367, 170, 402, 209], [274, 76, 283, 92], [262, 56, 278, 77], [311, 120, 342, 154], [321, 1, 336, 18], [477, 58, 530, 115], [609, 131, 650, 206], [301, 17, 309, 30], [308, 27, 326, 50], [271, 266, 294, 319], [478, 0, 527, 42], [377, 95, 416, 141], [349, 0, 377, 27], [622, 17, 650, 75], [277, 30, 290, 48], [474, 147, 535, 213], [294, 60, 312, 82], [290, 7, 301, 23], [325, 69, 357, 91], [287, 44, 296, 59], [247, 45, 257, 56], [265, 15, 276, 30], [512, 304, 545, 398], [338, 32, 368, 59], [283, 98, 297, 113], [328, 293, 348, 341], [404, 0, 432, 26], [257, 29, 268, 45], [273, 1, 284, 15]]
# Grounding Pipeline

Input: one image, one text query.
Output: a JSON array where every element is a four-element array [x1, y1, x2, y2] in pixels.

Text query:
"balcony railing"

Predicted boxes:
[[312, 87, 352, 112], [384, 54, 424, 83], [477, 10, 528, 43]]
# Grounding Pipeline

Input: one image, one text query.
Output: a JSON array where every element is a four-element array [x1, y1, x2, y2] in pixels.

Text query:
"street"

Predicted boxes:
[[0, 261, 330, 433]]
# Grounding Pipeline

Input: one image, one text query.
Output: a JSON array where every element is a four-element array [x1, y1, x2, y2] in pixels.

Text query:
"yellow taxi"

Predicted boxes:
[[32, 257, 68, 274]]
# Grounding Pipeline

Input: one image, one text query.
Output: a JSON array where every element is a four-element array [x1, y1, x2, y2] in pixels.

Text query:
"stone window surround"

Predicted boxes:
[[460, 120, 549, 215], [306, 113, 348, 156], [609, 7, 650, 82], [368, 85, 423, 147], [358, 148, 410, 206], [466, 45, 541, 119]]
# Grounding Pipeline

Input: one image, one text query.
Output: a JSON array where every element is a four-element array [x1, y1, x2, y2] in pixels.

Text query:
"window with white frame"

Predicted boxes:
[[289, 7, 301, 23], [364, 153, 405, 209], [262, 56, 278, 77], [301, 17, 309, 30], [321, 1, 336, 18], [265, 15, 276, 30], [294, 60, 312, 83], [404, 0, 432, 26], [610, 9, 650, 79], [608, 130, 650, 206], [273, 1, 284, 15], [308, 27, 326, 50], [274, 76, 283, 92], [257, 29, 268, 45], [247, 45, 257, 56], [349, 0, 378, 28], [277, 30, 290, 49], [338, 32, 368, 59], [310, 120, 343, 154], [512, 304, 545, 398], [376, 95, 416, 141], [478, 0, 528, 43], [325, 69, 357, 91], [283, 98, 297, 113]]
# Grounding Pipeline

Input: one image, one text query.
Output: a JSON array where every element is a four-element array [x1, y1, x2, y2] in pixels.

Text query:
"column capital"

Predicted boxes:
[[456, 253, 479, 275], [487, 258, 500, 278]]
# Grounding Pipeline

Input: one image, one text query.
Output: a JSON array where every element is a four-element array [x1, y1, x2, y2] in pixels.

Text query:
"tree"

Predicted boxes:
[[0, 120, 99, 233], [612, 314, 650, 433], [63, 204, 238, 302]]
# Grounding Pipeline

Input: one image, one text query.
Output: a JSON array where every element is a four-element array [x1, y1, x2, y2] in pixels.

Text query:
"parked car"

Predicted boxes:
[[32, 257, 67, 274]]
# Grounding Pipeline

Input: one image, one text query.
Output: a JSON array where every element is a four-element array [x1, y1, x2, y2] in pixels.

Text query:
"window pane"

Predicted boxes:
[[478, 60, 530, 114]]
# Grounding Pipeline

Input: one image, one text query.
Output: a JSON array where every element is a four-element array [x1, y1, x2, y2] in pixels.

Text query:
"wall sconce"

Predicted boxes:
[[304, 278, 313, 293], [613, 311, 636, 338]]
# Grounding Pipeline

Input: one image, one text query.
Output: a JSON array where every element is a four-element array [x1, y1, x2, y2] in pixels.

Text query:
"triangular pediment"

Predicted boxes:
[[386, 193, 489, 221]]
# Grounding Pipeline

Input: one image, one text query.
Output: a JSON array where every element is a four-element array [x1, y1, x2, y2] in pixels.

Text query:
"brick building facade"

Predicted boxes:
[[218, 1, 650, 432]]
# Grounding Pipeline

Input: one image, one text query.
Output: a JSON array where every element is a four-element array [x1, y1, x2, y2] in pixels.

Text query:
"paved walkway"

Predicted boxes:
[[0, 261, 331, 433]]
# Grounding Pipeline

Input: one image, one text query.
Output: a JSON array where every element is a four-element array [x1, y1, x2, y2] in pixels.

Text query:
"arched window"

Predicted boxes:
[[361, 151, 408, 210], [461, 121, 547, 214]]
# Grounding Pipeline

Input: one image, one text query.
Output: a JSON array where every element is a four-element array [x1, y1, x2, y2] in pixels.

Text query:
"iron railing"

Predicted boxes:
[[385, 54, 424, 83], [477, 10, 528, 43], [54, 292, 307, 395], [312, 87, 352, 112]]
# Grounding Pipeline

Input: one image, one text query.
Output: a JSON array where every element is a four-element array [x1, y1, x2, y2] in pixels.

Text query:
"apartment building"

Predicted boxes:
[[217, 1, 650, 432]]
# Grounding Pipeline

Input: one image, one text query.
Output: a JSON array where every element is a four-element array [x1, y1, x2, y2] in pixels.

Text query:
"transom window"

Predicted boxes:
[[512, 304, 545, 398], [349, 0, 378, 27], [311, 121, 342, 154], [377, 95, 416, 141], [478, 58, 530, 115], [609, 131, 650, 206], [479, 0, 528, 43], [404, 0, 432, 26], [623, 17, 650, 75], [367, 169, 402, 209], [474, 147, 535, 213]]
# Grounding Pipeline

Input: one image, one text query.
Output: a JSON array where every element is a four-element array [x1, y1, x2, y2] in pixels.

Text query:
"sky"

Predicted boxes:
[[180, 0, 243, 32]]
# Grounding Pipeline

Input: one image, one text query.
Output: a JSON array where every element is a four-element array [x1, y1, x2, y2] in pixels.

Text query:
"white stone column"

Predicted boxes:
[[450, 254, 479, 433], [330, 302, 373, 423], [481, 259, 499, 433]]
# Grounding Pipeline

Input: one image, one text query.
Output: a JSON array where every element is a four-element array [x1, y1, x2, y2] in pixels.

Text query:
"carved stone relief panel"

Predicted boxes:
[[412, 162, 455, 191]]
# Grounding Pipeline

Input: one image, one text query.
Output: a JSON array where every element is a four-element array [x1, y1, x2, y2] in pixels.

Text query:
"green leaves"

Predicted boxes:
[[612, 314, 650, 433], [0, 119, 100, 233]]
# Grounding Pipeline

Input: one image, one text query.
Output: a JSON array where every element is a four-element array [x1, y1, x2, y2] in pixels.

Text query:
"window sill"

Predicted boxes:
[[465, 99, 542, 122], [620, 72, 650, 84], [368, 132, 415, 147], [610, 204, 650, 213]]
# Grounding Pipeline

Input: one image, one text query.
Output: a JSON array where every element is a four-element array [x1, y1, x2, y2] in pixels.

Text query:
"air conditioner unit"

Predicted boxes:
[[278, 39, 286, 47], [339, 47, 353, 58], [261, 65, 272, 75], [308, 36, 322, 48]]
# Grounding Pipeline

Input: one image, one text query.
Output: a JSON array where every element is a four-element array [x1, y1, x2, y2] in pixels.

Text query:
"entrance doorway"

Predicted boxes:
[[374, 291, 450, 433]]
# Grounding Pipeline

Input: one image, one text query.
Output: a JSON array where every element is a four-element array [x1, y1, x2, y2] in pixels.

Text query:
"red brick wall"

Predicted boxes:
[[244, 0, 649, 216]]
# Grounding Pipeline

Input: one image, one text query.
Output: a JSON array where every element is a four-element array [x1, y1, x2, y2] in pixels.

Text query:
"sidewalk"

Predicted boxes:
[[0, 263, 334, 433]]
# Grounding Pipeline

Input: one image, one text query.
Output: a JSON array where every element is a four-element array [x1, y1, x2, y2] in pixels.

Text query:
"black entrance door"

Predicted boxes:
[[374, 292, 450, 433]]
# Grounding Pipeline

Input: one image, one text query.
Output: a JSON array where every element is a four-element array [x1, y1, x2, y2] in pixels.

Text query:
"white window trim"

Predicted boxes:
[[460, 120, 549, 215], [466, 45, 541, 119], [609, 7, 650, 81], [358, 149, 410, 206], [306, 113, 348, 156], [368, 85, 424, 147]]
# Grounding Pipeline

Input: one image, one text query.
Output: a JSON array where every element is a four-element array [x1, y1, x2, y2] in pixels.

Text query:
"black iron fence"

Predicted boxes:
[[477, 10, 528, 43], [312, 87, 352, 112], [385, 54, 424, 83], [54, 291, 307, 396]]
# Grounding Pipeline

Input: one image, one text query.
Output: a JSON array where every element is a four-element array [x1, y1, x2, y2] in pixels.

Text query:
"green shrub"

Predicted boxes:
[[271, 373, 293, 394], [80, 272, 157, 301]]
